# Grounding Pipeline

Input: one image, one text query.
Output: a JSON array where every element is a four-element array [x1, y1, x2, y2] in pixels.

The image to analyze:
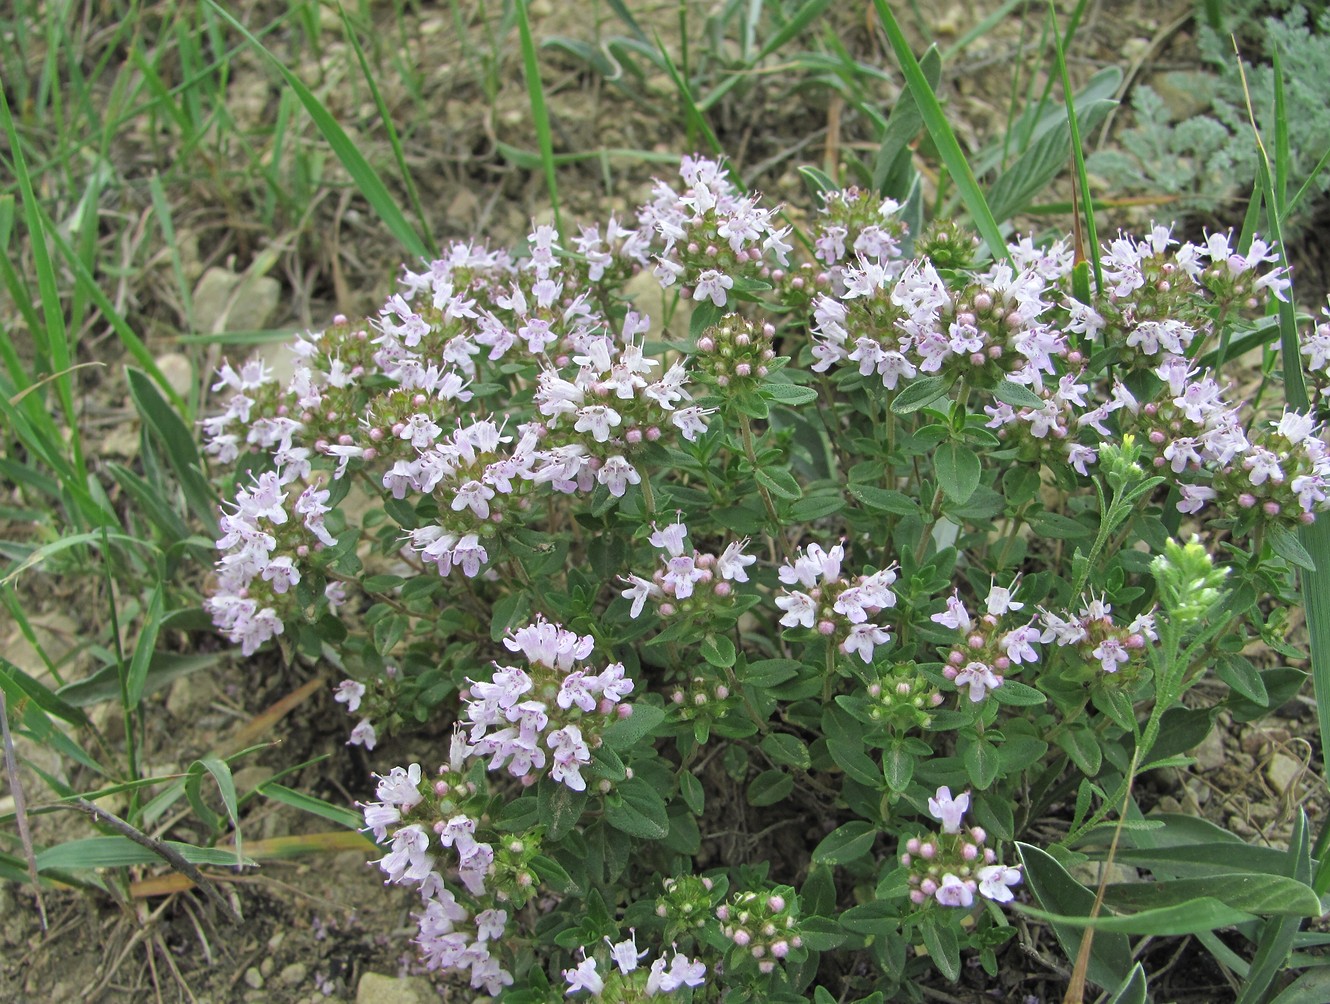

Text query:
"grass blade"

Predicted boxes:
[[204, 0, 429, 263], [0, 80, 84, 478], [515, 0, 564, 241], [1047, 0, 1103, 292], [335, 2, 436, 258], [871, 0, 1010, 264]]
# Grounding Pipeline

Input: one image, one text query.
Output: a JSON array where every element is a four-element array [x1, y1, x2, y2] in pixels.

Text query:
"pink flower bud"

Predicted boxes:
[[920, 878, 937, 895], [1264, 501, 1281, 516], [819, 620, 837, 636], [767, 894, 785, 912], [1239, 493, 1257, 508], [732, 929, 750, 947]]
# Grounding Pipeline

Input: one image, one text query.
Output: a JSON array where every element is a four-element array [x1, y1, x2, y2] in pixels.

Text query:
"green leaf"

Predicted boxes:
[[605, 779, 669, 839], [847, 484, 920, 516], [1108, 843, 1297, 879], [740, 659, 801, 687], [1269, 524, 1316, 571], [1026, 510, 1093, 539], [126, 369, 217, 532], [1057, 726, 1103, 777], [0, 656, 89, 727], [762, 382, 819, 406], [812, 821, 878, 865], [601, 703, 666, 750], [1101, 873, 1319, 918], [194, 756, 242, 861], [539, 778, 588, 842], [919, 917, 961, 981], [934, 442, 981, 504], [1015, 897, 1258, 936], [800, 915, 849, 951], [747, 769, 794, 807], [1017, 842, 1133, 989], [1268, 968, 1330, 1004], [1105, 964, 1148, 1004], [870, 3, 1010, 264], [962, 737, 1000, 789], [755, 467, 802, 501], [531, 853, 580, 895], [992, 379, 1046, 410], [125, 584, 164, 710], [883, 743, 915, 791], [761, 732, 811, 770], [259, 782, 363, 830], [700, 634, 737, 668], [890, 375, 950, 415], [36, 837, 253, 871], [840, 899, 900, 936], [1215, 653, 1268, 705], [992, 680, 1046, 706], [59, 652, 220, 708], [679, 770, 705, 814]]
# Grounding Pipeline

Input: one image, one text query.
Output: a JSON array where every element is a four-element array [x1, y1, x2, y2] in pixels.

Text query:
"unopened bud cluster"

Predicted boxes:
[[863, 663, 945, 730], [694, 315, 777, 390], [655, 874, 717, 937], [715, 888, 802, 974]]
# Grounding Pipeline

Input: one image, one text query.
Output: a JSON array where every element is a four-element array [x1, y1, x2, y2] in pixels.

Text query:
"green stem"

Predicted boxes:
[[914, 487, 946, 565], [738, 413, 786, 549]]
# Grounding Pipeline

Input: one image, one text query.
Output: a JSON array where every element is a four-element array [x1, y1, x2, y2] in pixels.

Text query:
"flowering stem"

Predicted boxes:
[[914, 486, 946, 565], [640, 471, 657, 517], [737, 413, 786, 550]]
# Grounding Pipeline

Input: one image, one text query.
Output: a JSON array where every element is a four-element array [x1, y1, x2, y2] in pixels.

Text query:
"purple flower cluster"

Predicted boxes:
[[932, 579, 1039, 702], [639, 155, 792, 308], [901, 786, 1022, 908], [203, 472, 337, 655], [1039, 595, 1158, 678], [774, 542, 897, 663], [359, 735, 513, 996], [620, 519, 755, 618], [464, 617, 634, 792], [562, 930, 706, 998]]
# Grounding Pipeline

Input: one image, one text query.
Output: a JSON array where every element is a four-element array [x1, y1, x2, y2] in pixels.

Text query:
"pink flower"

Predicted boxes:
[[934, 873, 974, 908], [927, 786, 970, 833], [564, 954, 603, 996], [334, 679, 365, 714], [978, 864, 1022, 903]]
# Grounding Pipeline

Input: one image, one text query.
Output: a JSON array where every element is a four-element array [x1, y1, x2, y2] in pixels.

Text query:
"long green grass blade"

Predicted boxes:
[[1047, 0, 1102, 292], [205, 0, 429, 262], [0, 80, 84, 478], [515, 0, 564, 241], [335, 2, 436, 258], [871, 0, 1010, 265]]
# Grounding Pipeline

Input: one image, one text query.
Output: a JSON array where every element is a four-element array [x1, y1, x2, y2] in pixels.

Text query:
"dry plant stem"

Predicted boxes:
[[69, 796, 244, 924], [1062, 746, 1141, 1004], [0, 687, 47, 930]]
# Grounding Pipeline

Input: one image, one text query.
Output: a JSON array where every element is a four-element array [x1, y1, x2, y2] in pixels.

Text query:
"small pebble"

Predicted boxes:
[[244, 967, 264, 990], [281, 963, 308, 987]]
